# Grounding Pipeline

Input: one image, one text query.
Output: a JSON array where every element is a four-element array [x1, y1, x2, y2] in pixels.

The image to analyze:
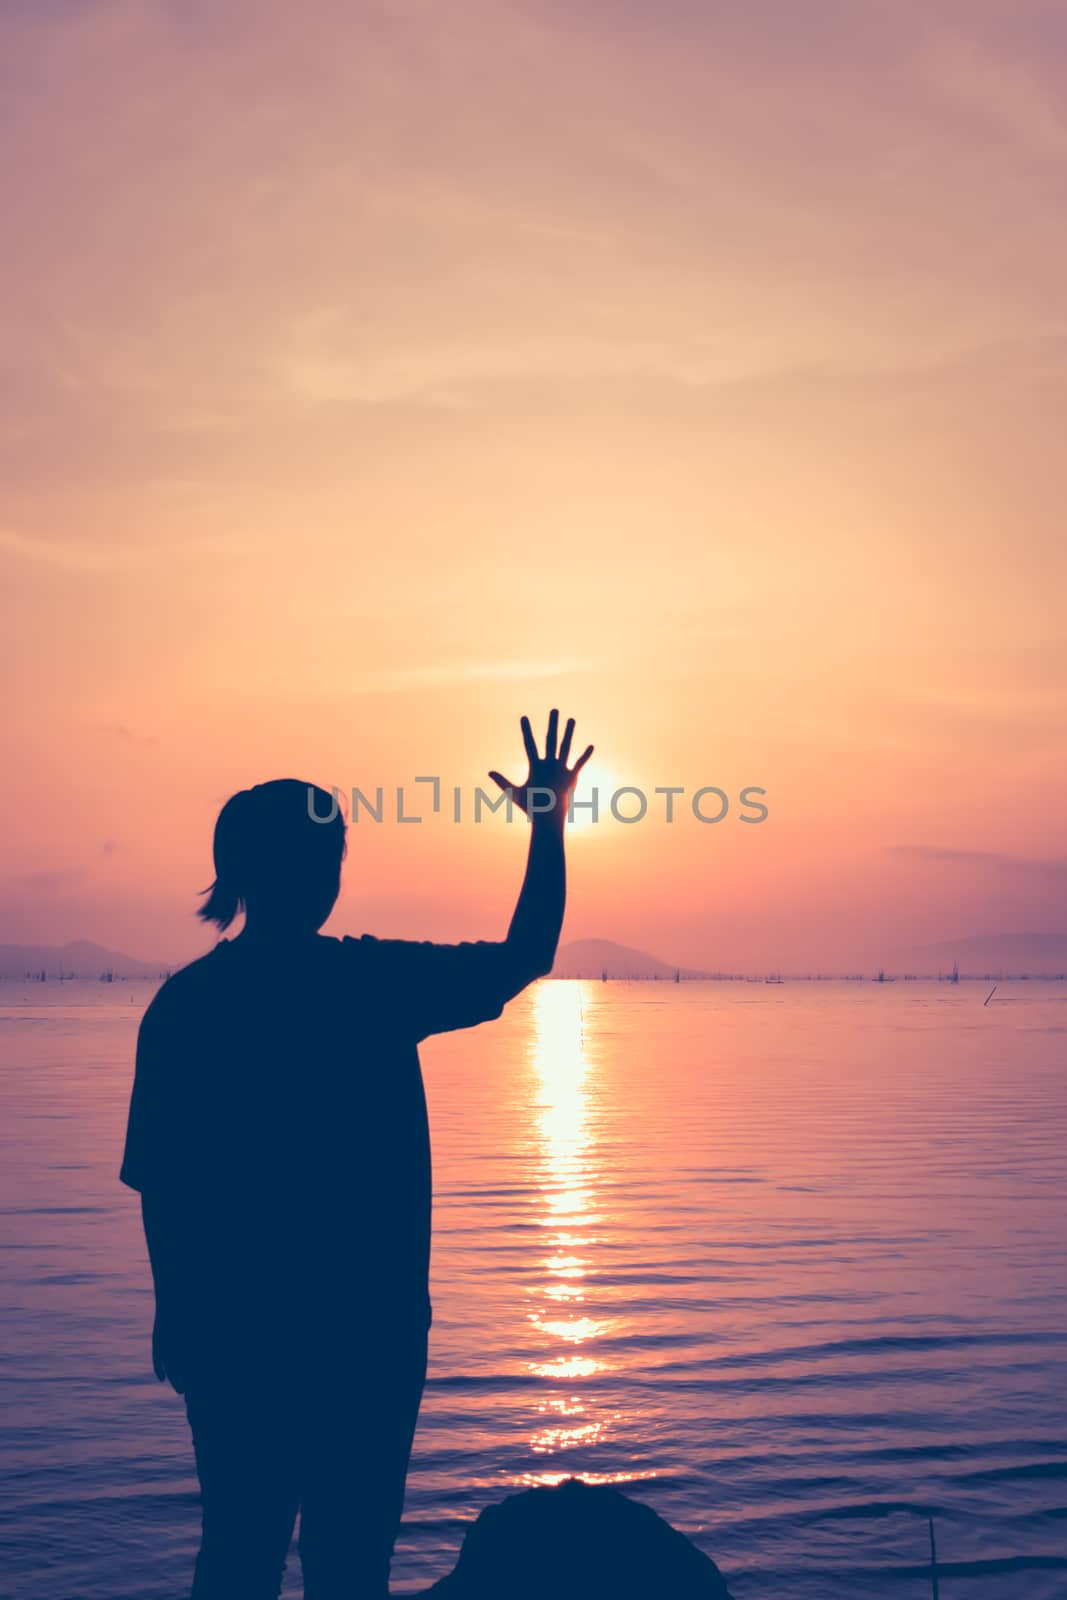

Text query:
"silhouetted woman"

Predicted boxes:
[[121, 712, 592, 1599]]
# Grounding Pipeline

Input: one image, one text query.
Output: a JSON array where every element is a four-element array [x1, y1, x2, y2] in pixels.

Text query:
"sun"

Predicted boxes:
[[567, 759, 623, 835]]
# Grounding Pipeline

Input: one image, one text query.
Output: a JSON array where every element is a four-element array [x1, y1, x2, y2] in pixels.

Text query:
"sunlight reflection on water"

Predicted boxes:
[[523, 983, 626, 1469]]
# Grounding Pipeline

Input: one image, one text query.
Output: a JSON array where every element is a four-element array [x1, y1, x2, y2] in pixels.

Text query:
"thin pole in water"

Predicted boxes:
[[928, 1515, 940, 1600], [984, 985, 997, 1006]]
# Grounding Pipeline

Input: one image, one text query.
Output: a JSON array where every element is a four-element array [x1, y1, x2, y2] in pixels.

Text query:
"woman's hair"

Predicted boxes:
[[198, 780, 347, 931]]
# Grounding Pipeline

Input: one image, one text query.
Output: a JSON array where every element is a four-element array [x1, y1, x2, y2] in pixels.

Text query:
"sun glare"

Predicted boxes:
[[568, 759, 623, 834]]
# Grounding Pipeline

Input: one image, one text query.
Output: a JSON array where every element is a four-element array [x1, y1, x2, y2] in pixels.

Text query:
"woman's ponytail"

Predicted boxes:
[[197, 876, 243, 930], [196, 788, 254, 930]]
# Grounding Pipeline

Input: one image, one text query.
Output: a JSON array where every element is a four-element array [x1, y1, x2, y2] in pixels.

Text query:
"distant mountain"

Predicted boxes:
[[0, 940, 166, 979], [7, 931, 1061, 984], [551, 939, 708, 980], [893, 932, 1067, 977]]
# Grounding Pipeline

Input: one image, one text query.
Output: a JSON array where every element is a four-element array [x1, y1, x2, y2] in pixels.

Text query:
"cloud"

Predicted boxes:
[[0, 527, 248, 572], [99, 723, 157, 746], [888, 846, 1067, 877], [4, 868, 86, 892], [361, 658, 593, 692], [920, 24, 1067, 162]]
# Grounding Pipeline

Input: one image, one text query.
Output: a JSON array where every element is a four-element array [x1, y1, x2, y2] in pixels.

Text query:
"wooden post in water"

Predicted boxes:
[[928, 1515, 940, 1600]]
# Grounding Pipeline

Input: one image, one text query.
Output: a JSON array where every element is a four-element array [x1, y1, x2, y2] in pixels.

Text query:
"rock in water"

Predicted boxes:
[[426, 1477, 735, 1599]]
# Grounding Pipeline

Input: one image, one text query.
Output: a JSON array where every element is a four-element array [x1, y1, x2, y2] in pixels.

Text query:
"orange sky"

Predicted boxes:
[[1, 0, 1065, 970]]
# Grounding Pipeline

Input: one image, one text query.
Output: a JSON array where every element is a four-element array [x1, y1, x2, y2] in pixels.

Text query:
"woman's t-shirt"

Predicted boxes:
[[121, 933, 518, 1367]]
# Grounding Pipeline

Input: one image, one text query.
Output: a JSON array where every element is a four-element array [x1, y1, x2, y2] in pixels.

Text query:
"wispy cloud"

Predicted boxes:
[[889, 846, 1067, 877], [0, 528, 248, 572], [4, 868, 86, 892], [98, 723, 157, 746], [921, 26, 1067, 162], [361, 658, 593, 692]]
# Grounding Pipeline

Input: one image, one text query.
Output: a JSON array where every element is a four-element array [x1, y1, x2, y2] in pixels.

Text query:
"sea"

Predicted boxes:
[[1, 977, 1065, 1598]]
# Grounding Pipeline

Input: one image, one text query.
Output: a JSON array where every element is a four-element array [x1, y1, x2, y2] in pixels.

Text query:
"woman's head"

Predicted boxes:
[[198, 780, 346, 934]]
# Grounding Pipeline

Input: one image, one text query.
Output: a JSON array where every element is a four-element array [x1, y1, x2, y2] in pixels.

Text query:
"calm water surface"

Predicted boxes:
[[1, 979, 1065, 1597]]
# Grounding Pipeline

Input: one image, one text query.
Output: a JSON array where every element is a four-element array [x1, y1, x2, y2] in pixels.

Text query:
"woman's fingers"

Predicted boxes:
[[488, 771, 516, 794], [516, 714, 590, 784]]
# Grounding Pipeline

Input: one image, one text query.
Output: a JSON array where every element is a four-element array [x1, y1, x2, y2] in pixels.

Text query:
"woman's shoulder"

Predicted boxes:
[[141, 944, 230, 1024]]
